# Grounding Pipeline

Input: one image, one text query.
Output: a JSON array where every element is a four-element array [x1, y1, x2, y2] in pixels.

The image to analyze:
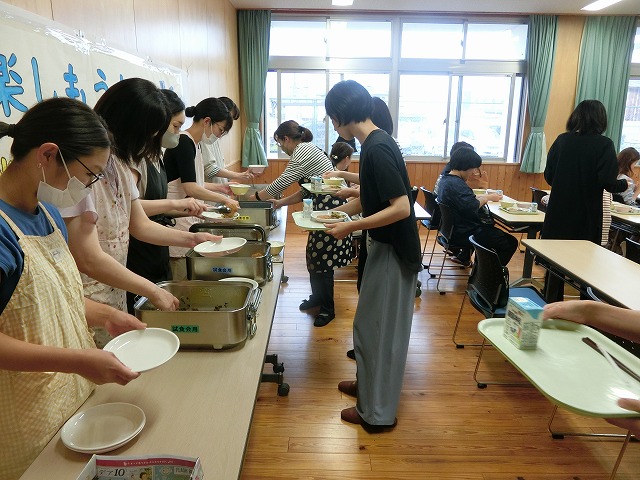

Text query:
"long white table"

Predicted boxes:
[[522, 239, 640, 310], [20, 209, 288, 480]]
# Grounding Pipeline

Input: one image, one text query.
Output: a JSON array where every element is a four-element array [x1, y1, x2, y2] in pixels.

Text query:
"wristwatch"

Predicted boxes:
[[255, 191, 261, 201]]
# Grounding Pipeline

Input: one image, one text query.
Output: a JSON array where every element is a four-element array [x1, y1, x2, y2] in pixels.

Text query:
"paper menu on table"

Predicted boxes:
[[77, 455, 203, 480]]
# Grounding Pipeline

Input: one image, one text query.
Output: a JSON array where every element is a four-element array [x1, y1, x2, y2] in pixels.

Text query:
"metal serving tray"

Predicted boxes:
[[133, 280, 260, 350], [237, 201, 279, 230], [189, 223, 266, 242], [185, 241, 273, 285]]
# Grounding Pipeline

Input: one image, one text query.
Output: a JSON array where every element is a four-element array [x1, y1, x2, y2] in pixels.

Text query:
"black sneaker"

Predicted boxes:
[[449, 257, 472, 268], [346, 349, 355, 360], [300, 298, 321, 311], [313, 312, 335, 327]]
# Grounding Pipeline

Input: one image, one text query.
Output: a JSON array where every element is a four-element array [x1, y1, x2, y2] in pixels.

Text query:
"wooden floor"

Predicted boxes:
[[240, 223, 640, 479]]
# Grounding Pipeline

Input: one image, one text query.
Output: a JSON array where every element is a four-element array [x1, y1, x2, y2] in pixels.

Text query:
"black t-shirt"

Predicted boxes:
[[359, 129, 422, 273], [163, 133, 198, 183]]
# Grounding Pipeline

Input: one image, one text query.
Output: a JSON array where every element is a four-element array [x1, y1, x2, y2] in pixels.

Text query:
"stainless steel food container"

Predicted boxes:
[[133, 280, 261, 350], [237, 201, 279, 230], [189, 223, 267, 242], [185, 241, 273, 285]]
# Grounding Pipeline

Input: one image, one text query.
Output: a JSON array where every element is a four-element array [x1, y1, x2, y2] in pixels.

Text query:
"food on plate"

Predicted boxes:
[[314, 211, 346, 221]]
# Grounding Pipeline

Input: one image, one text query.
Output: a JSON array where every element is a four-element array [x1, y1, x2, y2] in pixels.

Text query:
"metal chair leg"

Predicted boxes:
[[452, 293, 482, 348], [473, 338, 531, 388]]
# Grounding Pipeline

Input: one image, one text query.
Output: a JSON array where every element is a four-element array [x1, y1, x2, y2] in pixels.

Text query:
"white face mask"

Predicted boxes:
[[161, 130, 180, 149], [201, 122, 216, 145], [36, 151, 92, 209]]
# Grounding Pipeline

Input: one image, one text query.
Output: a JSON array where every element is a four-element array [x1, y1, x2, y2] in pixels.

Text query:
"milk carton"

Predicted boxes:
[[503, 296, 544, 349]]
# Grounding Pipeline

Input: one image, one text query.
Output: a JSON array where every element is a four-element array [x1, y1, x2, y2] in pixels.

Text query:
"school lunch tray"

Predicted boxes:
[[498, 206, 540, 215], [134, 280, 260, 350], [186, 240, 273, 286], [478, 318, 640, 417]]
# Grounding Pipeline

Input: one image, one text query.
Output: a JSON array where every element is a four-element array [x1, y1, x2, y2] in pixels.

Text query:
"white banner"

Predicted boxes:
[[0, 1, 185, 172]]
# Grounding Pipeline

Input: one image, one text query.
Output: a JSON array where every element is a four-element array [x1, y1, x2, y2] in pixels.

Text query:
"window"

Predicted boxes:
[[621, 26, 640, 151], [267, 15, 527, 161]]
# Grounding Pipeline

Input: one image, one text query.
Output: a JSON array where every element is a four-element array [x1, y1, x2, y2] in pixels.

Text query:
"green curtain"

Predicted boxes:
[[238, 10, 271, 166], [520, 15, 558, 174], [575, 16, 636, 151]]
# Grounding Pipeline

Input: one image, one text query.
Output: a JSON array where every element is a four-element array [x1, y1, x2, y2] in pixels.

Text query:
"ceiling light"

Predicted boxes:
[[332, 0, 354, 5], [581, 0, 624, 11]]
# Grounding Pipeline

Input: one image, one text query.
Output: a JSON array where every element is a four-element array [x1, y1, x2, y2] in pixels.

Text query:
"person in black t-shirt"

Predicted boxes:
[[324, 79, 421, 432]]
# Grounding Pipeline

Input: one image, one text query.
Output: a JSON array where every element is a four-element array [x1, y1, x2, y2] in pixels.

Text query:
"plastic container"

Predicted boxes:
[[303, 198, 313, 218]]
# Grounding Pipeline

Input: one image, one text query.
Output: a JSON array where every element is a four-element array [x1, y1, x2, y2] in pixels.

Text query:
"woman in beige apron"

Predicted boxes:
[[0, 98, 143, 479], [163, 97, 240, 280]]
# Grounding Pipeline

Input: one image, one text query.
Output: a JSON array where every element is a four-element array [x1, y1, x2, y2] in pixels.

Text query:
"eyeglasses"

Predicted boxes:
[[213, 122, 228, 138], [75, 157, 104, 187]]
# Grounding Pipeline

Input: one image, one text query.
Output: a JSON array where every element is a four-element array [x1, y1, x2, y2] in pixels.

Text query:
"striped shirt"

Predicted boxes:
[[265, 142, 333, 197]]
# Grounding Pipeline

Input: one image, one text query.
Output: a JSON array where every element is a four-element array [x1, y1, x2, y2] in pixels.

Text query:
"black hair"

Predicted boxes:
[[336, 136, 357, 152], [371, 97, 393, 135], [330, 142, 354, 167], [218, 97, 240, 120], [0, 97, 110, 164], [94, 77, 169, 165], [450, 141, 475, 156], [161, 89, 186, 116], [325, 80, 373, 126], [566, 99, 608, 135], [449, 147, 482, 171], [274, 120, 313, 143], [185, 97, 232, 130]]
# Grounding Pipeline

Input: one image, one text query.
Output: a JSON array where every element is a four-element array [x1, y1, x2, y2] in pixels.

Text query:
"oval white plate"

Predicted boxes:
[[61, 402, 145, 454], [310, 211, 349, 224], [202, 211, 240, 221], [220, 277, 259, 290], [103, 328, 180, 373], [194, 237, 247, 257]]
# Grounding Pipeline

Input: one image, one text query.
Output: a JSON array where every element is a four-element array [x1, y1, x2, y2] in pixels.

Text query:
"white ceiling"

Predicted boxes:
[[229, 0, 640, 15]]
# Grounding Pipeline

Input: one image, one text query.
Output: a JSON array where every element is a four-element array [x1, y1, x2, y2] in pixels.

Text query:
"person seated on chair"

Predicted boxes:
[[437, 147, 518, 267], [616, 147, 640, 206], [433, 142, 487, 196], [543, 300, 640, 437]]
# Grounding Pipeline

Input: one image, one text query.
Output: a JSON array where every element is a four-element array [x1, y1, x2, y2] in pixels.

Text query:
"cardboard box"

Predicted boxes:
[[503, 296, 544, 349]]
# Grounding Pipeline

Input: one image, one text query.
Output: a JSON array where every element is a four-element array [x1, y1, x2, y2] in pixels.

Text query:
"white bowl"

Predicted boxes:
[[194, 237, 247, 257], [247, 164, 266, 174], [323, 177, 343, 186], [229, 184, 251, 195], [269, 240, 285, 255], [220, 277, 259, 290]]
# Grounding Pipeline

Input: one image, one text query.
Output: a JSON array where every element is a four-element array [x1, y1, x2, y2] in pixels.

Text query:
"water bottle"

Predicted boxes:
[[303, 198, 313, 218]]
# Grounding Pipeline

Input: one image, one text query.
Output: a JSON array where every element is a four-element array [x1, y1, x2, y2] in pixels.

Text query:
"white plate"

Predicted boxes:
[[103, 328, 180, 373], [202, 211, 240, 221], [220, 277, 259, 290], [194, 237, 247, 257], [310, 210, 349, 224], [61, 403, 146, 454]]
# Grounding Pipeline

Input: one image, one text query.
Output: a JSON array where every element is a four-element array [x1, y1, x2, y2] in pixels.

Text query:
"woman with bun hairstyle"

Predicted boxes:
[[163, 97, 240, 280], [262, 120, 353, 327], [0, 98, 145, 479], [60, 79, 221, 347]]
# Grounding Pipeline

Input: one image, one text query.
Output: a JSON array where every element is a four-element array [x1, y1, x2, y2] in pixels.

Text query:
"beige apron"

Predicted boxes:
[[0, 205, 94, 480], [168, 132, 204, 259]]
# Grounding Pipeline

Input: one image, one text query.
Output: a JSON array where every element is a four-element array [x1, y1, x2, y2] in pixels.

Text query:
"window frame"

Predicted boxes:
[[266, 13, 528, 162]]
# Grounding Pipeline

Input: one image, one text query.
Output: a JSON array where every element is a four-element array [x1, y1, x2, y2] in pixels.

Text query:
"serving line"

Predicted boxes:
[[521, 239, 640, 310], [21, 208, 288, 480], [486, 197, 545, 287]]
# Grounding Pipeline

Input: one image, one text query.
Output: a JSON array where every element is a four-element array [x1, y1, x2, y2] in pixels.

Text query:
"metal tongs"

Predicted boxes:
[[207, 205, 232, 214]]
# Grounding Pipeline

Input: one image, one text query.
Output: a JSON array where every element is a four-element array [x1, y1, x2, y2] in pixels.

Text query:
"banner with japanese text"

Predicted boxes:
[[0, 1, 185, 172]]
